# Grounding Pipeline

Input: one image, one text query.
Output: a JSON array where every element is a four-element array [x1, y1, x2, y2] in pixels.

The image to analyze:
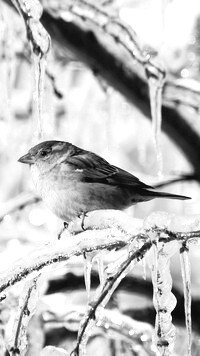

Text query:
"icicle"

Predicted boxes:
[[32, 53, 47, 140], [148, 236, 178, 356], [84, 251, 107, 302], [179, 241, 192, 356], [0, 4, 13, 126], [95, 253, 106, 286], [142, 257, 147, 280], [10, 0, 50, 140], [146, 62, 165, 176], [83, 252, 94, 302]]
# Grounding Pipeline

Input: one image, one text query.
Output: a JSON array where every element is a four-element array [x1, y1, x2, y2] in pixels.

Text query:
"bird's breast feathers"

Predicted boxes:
[[31, 164, 88, 221], [30, 163, 148, 222]]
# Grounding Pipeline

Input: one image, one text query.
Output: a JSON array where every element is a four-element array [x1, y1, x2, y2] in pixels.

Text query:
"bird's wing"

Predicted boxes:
[[61, 149, 153, 189]]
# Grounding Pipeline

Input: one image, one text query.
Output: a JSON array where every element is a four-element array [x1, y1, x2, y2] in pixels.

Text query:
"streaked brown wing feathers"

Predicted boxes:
[[62, 150, 153, 189]]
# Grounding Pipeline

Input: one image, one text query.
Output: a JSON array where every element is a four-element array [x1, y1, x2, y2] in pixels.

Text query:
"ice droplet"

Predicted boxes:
[[180, 242, 192, 356]]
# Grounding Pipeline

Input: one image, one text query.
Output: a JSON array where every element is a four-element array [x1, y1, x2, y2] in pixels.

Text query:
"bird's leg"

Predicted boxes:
[[58, 222, 68, 240], [79, 212, 88, 231]]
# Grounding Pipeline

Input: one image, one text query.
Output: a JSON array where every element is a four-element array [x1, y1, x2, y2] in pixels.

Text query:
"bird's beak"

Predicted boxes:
[[18, 153, 35, 165]]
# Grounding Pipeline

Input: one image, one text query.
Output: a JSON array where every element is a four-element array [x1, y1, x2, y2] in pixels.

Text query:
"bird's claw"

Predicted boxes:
[[58, 222, 69, 240], [79, 212, 88, 231]]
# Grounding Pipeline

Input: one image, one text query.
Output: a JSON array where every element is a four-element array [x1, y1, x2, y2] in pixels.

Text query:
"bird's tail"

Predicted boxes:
[[148, 190, 191, 200]]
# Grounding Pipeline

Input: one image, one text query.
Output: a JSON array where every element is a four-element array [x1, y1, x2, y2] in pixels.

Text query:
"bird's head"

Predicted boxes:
[[18, 140, 74, 168]]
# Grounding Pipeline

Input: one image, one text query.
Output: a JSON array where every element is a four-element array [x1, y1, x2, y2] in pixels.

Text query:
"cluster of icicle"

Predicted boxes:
[[0, 210, 199, 355]]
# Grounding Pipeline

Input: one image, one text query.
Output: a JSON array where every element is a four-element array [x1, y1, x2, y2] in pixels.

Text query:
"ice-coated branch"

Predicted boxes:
[[0, 228, 128, 297], [72, 223, 200, 355], [7, 276, 41, 355], [10, 0, 50, 57], [71, 239, 152, 356], [0, 209, 199, 354], [50, 0, 165, 79]]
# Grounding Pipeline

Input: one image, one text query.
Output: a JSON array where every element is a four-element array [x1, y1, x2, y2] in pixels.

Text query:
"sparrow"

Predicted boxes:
[[18, 140, 191, 224]]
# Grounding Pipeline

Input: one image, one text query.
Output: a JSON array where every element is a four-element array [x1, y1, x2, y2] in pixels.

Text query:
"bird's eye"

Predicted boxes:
[[39, 150, 49, 157]]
